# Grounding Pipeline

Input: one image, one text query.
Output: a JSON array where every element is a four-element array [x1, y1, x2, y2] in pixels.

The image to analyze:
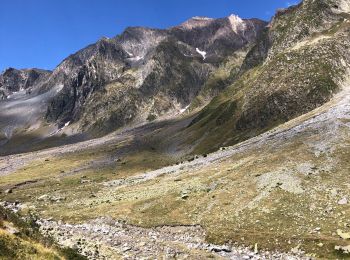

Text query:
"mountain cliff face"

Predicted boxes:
[[43, 16, 267, 134], [0, 68, 51, 99]]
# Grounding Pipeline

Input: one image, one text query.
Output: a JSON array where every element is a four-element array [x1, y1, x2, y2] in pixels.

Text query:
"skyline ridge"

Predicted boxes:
[[0, 0, 301, 71]]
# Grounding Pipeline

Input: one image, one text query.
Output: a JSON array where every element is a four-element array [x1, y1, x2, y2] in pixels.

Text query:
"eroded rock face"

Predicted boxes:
[[0, 68, 51, 97], [242, 0, 348, 69]]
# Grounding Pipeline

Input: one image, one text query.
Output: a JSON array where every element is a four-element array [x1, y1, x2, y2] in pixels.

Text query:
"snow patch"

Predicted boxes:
[[127, 54, 143, 61], [6, 89, 27, 100], [124, 49, 144, 61], [192, 16, 213, 21], [125, 50, 134, 57], [196, 48, 207, 60], [54, 84, 64, 94], [49, 121, 71, 137], [180, 105, 190, 114], [133, 56, 143, 61], [7, 92, 18, 99]]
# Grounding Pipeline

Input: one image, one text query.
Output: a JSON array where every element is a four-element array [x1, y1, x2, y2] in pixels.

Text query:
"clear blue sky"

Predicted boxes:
[[0, 0, 300, 72]]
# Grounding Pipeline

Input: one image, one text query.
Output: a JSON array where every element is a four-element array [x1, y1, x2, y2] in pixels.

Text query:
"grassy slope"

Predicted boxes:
[[188, 48, 249, 111], [176, 1, 350, 155], [0, 228, 61, 260], [1, 88, 350, 258], [0, 206, 86, 260]]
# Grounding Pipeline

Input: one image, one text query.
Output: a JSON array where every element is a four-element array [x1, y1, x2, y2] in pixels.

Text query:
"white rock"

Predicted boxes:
[[338, 197, 348, 205]]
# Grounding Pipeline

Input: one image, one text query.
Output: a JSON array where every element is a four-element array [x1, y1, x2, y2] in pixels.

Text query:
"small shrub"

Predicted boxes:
[[147, 114, 157, 122]]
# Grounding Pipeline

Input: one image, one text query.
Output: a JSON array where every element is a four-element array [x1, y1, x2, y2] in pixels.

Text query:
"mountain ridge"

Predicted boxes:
[[0, 13, 267, 154]]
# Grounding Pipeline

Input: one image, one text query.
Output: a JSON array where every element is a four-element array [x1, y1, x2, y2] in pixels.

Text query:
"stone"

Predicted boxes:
[[49, 196, 66, 202], [335, 245, 350, 254], [181, 191, 189, 199], [37, 194, 49, 201], [122, 246, 131, 252], [338, 197, 348, 205], [330, 189, 338, 197], [4, 188, 13, 194], [337, 229, 350, 239], [254, 243, 258, 254]]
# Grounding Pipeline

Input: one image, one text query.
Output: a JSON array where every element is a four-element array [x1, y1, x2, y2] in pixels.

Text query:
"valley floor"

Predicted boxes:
[[1, 85, 350, 259]]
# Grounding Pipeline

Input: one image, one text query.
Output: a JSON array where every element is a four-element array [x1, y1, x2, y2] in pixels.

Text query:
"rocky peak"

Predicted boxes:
[[186, 0, 350, 155], [117, 27, 167, 64], [227, 14, 247, 34], [178, 16, 215, 30], [170, 15, 267, 62]]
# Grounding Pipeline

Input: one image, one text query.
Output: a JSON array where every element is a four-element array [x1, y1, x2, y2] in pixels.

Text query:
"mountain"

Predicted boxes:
[[0, 15, 266, 154], [1, 0, 350, 259], [0, 68, 51, 99], [45, 15, 266, 133], [177, 0, 350, 154]]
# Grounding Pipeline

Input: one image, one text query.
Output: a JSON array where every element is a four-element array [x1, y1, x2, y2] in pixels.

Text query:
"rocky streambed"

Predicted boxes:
[[2, 200, 308, 259], [38, 217, 309, 260]]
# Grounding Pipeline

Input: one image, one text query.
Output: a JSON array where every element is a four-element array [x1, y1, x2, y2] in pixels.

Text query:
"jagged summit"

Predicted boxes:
[[177, 13, 266, 34], [227, 14, 246, 33]]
